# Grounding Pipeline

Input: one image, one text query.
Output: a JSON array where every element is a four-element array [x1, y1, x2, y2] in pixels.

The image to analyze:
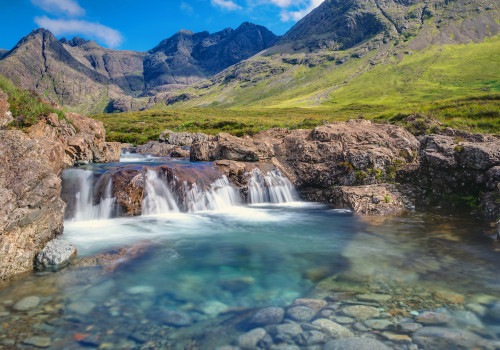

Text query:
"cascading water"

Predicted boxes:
[[182, 176, 241, 212], [248, 168, 298, 204], [142, 169, 180, 215], [63, 169, 116, 221]]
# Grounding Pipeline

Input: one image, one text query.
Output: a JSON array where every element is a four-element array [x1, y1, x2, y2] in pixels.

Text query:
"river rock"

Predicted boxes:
[[432, 291, 465, 304], [22, 336, 52, 348], [415, 311, 452, 325], [220, 276, 255, 292], [238, 328, 267, 349], [250, 307, 285, 326], [286, 305, 317, 322], [151, 309, 193, 327], [356, 294, 392, 303], [466, 303, 487, 316], [295, 330, 327, 346], [340, 305, 380, 319], [159, 130, 212, 146], [381, 331, 412, 343], [388, 322, 422, 333], [292, 298, 328, 312], [35, 238, 77, 271], [323, 337, 391, 350], [127, 141, 189, 157], [488, 301, 500, 320], [67, 301, 96, 315], [13, 296, 40, 311], [412, 327, 487, 349], [363, 319, 392, 330], [311, 319, 353, 338], [266, 323, 303, 343]]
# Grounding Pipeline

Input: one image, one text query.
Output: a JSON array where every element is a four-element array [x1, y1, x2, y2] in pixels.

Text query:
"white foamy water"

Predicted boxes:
[[142, 169, 180, 215], [248, 168, 298, 204], [182, 176, 242, 212]]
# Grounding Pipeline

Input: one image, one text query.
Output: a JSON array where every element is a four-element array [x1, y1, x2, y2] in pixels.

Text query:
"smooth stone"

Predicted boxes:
[[220, 276, 255, 292], [292, 299, 328, 312], [364, 319, 392, 330], [409, 311, 419, 316], [295, 330, 327, 346], [340, 305, 380, 319], [250, 307, 285, 326], [13, 296, 40, 311], [1, 339, 15, 346], [201, 300, 229, 317], [67, 301, 96, 315], [22, 336, 51, 348], [271, 345, 300, 350], [323, 337, 391, 350], [450, 310, 483, 328], [319, 309, 334, 318], [466, 303, 487, 316], [238, 328, 267, 349], [356, 294, 392, 303], [382, 331, 412, 343], [332, 316, 354, 324], [416, 311, 452, 325], [488, 301, 500, 320], [353, 322, 369, 332], [126, 285, 155, 295], [215, 346, 241, 350], [470, 294, 497, 305], [266, 323, 303, 343], [432, 291, 465, 304], [35, 238, 77, 271], [152, 310, 193, 327], [258, 333, 274, 349], [312, 319, 353, 339], [413, 327, 487, 349], [0, 311, 10, 317], [286, 305, 316, 322], [388, 322, 423, 333]]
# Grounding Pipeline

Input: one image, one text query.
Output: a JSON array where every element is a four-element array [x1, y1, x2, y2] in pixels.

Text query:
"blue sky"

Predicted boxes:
[[0, 0, 323, 52]]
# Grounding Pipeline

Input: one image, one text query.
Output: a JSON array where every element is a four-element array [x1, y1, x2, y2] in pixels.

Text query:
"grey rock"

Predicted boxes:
[[238, 328, 267, 349], [356, 294, 392, 303], [352, 322, 369, 332], [311, 319, 353, 339], [413, 327, 487, 349], [250, 307, 285, 326], [22, 336, 52, 348], [35, 238, 77, 271], [466, 303, 487, 317], [292, 299, 328, 312], [388, 322, 422, 333], [415, 311, 452, 325], [13, 296, 40, 311], [151, 309, 193, 327], [295, 330, 327, 346], [267, 323, 303, 343], [364, 319, 392, 330], [67, 300, 96, 315], [332, 316, 354, 324], [340, 305, 380, 319], [323, 337, 391, 350], [159, 130, 212, 146], [488, 301, 500, 320], [286, 305, 317, 322]]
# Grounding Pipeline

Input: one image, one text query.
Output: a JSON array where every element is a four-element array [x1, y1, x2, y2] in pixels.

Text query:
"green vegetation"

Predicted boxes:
[[384, 195, 391, 203], [0, 75, 64, 128]]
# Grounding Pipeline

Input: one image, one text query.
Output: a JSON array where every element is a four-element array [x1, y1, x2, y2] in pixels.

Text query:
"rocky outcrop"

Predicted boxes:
[[0, 106, 121, 280], [191, 120, 420, 214], [159, 129, 212, 146], [126, 141, 189, 158], [0, 89, 13, 128]]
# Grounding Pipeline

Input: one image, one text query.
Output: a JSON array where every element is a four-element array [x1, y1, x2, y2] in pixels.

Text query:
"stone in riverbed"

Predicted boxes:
[[340, 305, 380, 319], [432, 291, 465, 304], [332, 316, 354, 324], [415, 311, 452, 325], [363, 319, 392, 330], [292, 298, 328, 312], [413, 327, 487, 349], [266, 323, 303, 343], [67, 301, 96, 315], [356, 293, 392, 303], [311, 318, 353, 338], [13, 296, 40, 311], [466, 303, 487, 316], [388, 322, 422, 333], [286, 305, 316, 322], [488, 301, 500, 320], [150, 309, 193, 327], [220, 276, 255, 292], [323, 337, 391, 350], [250, 307, 285, 326], [238, 328, 267, 349], [35, 238, 77, 272], [294, 330, 327, 346], [22, 336, 52, 348], [382, 331, 412, 343]]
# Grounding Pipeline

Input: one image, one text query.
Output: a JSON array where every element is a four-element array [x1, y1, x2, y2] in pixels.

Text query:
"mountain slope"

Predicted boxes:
[[165, 0, 500, 111]]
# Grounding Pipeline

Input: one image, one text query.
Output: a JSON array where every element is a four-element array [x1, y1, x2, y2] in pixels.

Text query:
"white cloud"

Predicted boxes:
[[180, 2, 194, 15], [31, 0, 85, 17], [211, 0, 243, 11], [35, 16, 124, 48], [278, 0, 323, 21]]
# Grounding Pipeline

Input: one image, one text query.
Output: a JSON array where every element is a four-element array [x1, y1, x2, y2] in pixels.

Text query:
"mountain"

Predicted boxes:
[[165, 0, 500, 110], [0, 49, 7, 59], [0, 23, 278, 113]]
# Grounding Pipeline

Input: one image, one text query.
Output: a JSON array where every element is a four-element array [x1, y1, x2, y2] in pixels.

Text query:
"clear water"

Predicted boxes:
[[0, 154, 499, 349]]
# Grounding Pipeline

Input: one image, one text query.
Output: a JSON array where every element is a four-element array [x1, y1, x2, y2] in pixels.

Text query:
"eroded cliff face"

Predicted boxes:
[[0, 90, 122, 280]]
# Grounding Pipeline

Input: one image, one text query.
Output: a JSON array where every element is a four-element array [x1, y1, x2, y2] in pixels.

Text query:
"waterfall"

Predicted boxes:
[[248, 169, 297, 204], [142, 169, 180, 216], [65, 169, 116, 221], [183, 176, 241, 212]]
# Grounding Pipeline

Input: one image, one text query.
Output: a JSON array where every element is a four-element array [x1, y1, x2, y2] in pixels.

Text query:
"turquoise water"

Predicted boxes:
[[0, 155, 499, 349]]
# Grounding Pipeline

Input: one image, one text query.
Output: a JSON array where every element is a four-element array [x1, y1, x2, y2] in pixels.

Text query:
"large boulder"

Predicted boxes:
[[35, 237, 77, 271], [126, 141, 189, 158], [159, 129, 213, 146]]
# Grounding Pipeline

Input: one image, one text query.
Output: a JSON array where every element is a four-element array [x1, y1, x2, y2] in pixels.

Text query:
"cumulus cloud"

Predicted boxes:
[[31, 0, 85, 17], [211, 0, 243, 11], [35, 16, 124, 48]]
